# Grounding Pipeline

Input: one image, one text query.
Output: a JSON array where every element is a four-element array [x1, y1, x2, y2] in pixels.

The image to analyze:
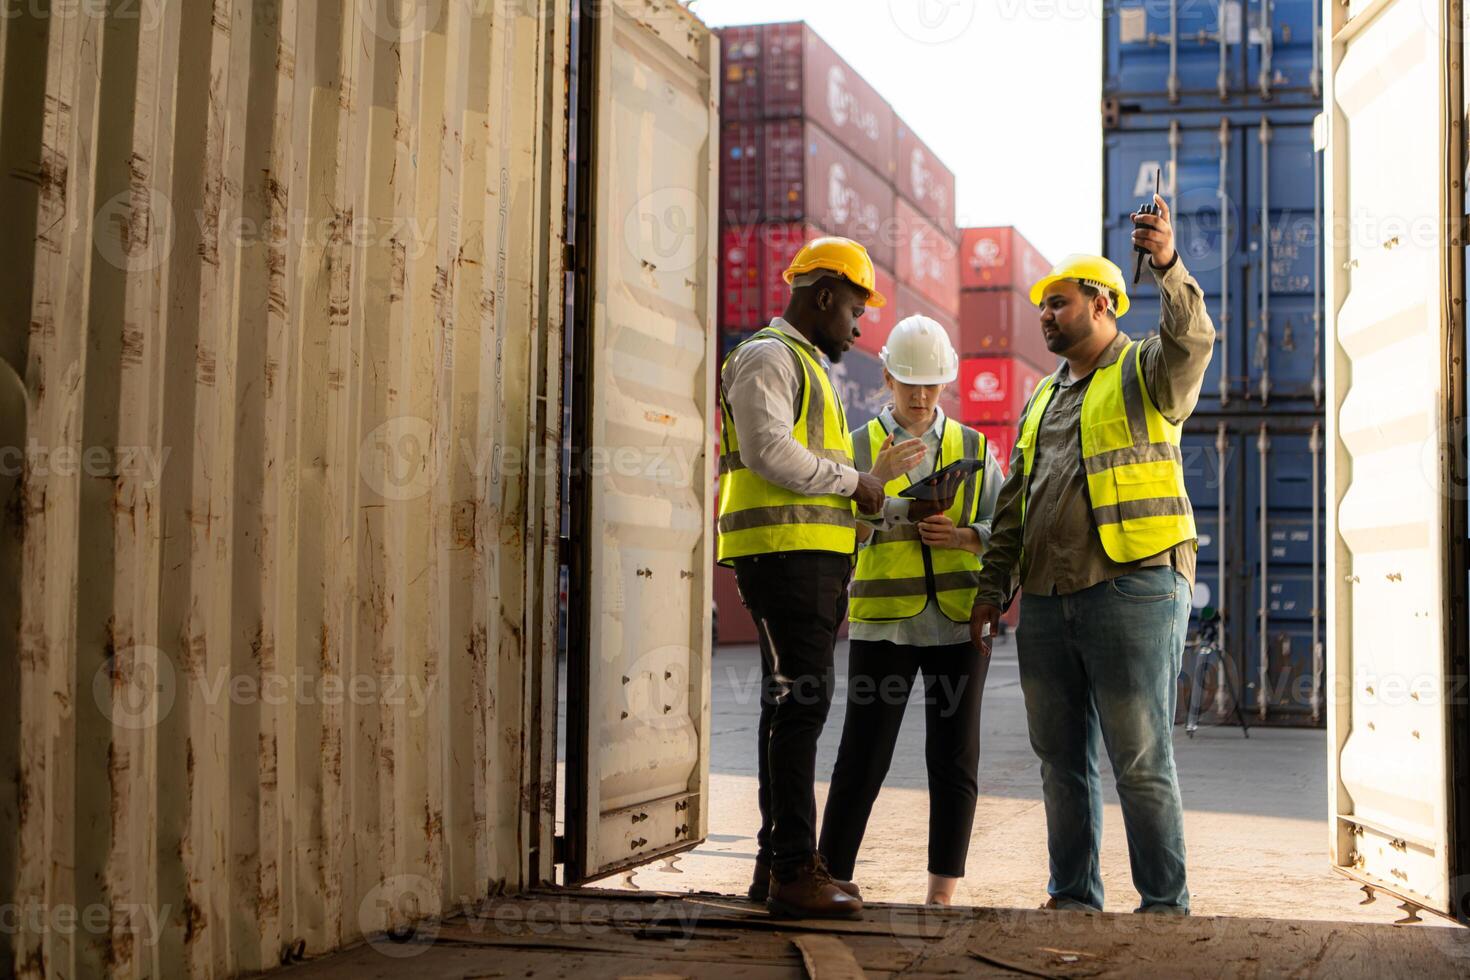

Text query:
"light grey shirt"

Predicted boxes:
[[849, 407, 1005, 648], [720, 318, 860, 498]]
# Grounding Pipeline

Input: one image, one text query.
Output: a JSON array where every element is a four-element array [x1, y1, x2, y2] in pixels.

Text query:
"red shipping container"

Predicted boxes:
[[761, 222, 824, 324], [894, 198, 960, 316], [764, 120, 895, 269], [855, 263, 898, 357], [960, 226, 1053, 293], [959, 288, 1056, 369], [719, 26, 766, 120], [720, 226, 764, 331], [763, 22, 895, 178], [974, 422, 1018, 476], [959, 355, 1047, 425], [720, 121, 765, 224], [894, 122, 956, 236], [894, 284, 961, 357]]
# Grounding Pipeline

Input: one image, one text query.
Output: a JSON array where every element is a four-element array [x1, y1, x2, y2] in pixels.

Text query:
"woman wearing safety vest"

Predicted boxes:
[[817, 316, 1005, 906]]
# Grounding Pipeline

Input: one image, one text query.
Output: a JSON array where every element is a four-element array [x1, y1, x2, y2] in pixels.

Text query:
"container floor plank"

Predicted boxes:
[[253, 888, 1470, 979]]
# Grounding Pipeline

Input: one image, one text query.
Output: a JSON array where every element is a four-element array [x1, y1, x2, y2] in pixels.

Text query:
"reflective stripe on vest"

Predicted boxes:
[[849, 417, 986, 624], [717, 328, 857, 563], [1017, 340, 1195, 564]]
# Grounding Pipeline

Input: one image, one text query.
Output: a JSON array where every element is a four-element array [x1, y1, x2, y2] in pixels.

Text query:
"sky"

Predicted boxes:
[[686, 0, 1104, 264]]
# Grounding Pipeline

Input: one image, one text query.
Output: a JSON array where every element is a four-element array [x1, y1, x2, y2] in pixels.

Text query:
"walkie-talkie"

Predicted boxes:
[[1133, 167, 1162, 285]]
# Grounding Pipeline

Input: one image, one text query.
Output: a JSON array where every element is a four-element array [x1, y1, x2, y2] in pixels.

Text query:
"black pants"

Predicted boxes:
[[733, 552, 852, 877], [819, 639, 989, 880]]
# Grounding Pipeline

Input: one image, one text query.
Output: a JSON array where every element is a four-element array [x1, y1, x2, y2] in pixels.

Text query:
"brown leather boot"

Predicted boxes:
[[766, 857, 864, 920], [749, 856, 862, 903]]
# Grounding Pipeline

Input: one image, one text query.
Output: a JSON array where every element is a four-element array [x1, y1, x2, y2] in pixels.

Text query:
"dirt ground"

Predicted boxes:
[[584, 637, 1438, 926]]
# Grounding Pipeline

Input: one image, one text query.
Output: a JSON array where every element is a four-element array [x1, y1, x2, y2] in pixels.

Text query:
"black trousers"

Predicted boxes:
[[819, 638, 989, 880], [733, 552, 852, 876]]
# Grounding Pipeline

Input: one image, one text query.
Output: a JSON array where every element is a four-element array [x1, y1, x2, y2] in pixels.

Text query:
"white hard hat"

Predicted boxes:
[[880, 315, 959, 385]]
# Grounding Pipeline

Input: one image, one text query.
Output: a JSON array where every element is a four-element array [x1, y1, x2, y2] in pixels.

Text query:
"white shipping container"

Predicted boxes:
[[1325, 0, 1470, 921], [0, 0, 717, 975]]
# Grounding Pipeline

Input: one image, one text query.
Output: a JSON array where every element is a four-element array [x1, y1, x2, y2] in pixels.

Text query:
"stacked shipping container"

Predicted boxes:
[[714, 22, 964, 645], [1103, 0, 1325, 727], [955, 227, 1057, 475]]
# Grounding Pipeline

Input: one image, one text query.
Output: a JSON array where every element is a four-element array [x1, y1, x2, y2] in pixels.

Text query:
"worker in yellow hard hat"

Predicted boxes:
[[717, 236, 891, 919], [970, 196, 1217, 915]]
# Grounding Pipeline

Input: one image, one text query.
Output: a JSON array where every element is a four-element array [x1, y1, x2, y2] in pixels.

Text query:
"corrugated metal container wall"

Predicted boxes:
[[959, 227, 1053, 294], [1103, 0, 1323, 112], [1103, 107, 1323, 412], [719, 25, 765, 120], [0, 2, 572, 976], [719, 121, 765, 223], [721, 226, 764, 330], [893, 122, 956, 236], [958, 356, 1046, 426], [894, 198, 960, 316], [829, 348, 891, 430], [763, 120, 895, 268], [762, 22, 895, 178], [958, 288, 1054, 367]]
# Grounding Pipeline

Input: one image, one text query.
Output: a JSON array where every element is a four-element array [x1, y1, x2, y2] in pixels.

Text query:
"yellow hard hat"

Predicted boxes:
[[1029, 253, 1131, 318], [783, 236, 887, 308]]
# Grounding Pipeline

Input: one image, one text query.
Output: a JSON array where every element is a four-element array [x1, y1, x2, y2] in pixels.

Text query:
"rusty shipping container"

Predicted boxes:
[[0, 1, 719, 977]]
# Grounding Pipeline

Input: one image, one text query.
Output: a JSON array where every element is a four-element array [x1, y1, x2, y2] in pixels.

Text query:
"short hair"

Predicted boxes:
[[1076, 282, 1119, 318]]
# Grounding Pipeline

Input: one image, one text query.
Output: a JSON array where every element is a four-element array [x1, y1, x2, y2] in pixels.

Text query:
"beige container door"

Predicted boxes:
[[564, 0, 718, 884], [1324, 0, 1470, 921]]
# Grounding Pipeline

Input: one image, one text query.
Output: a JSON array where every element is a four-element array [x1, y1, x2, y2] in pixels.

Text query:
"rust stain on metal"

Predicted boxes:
[[644, 410, 677, 427], [196, 344, 217, 386], [120, 327, 145, 367], [452, 499, 477, 550]]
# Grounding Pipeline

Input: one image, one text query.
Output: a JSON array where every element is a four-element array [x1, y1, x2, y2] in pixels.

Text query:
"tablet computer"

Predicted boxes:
[[897, 458, 983, 501]]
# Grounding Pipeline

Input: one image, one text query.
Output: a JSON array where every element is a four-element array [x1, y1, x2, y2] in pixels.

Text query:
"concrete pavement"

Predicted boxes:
[[601, 637, 1424, 925]]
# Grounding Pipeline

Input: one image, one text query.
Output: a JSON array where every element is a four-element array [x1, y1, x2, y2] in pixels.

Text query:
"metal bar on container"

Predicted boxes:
[[1257, 422, 1270, 722], [1169, 0, 1180, 103], [1218, 0, 1230, 100], [1311, 0, 1322, 97], [1259, 116, 1272, 405], [1257, 0, 1274, 98], [1169, 120, 1180, 217], [1313, 126, 1324, 408], [1219, 118, 1232, 407], [1214, 420, 1230, 719], [1311, 422, 1323, 724]]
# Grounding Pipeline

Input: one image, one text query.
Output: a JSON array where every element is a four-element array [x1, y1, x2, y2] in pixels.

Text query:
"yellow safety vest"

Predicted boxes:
[[849, 417, 987, 624], [717, 327, 857, 564], [1017, 340, 1195, 564]]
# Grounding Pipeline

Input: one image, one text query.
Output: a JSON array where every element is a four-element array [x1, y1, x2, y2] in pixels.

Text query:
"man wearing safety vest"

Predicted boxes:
[[818, 316, 1004, 907], [971, 195, 1215, 914], [717, 237, 891, 919]]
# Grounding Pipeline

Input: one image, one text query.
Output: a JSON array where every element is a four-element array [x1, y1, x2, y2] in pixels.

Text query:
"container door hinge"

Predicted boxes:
[[554, 835, 566, 865]]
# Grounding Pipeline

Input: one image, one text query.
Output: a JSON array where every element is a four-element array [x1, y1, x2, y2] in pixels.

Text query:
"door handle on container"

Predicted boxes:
[[1258, 117, 1272, 405], [1257, 0, 1274, 98], [1257, 422, 1270, 722], [1169, 0, 1180, 103]]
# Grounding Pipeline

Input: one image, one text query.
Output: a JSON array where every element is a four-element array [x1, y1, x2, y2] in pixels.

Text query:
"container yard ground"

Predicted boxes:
[[561, 639, 1441, 927]]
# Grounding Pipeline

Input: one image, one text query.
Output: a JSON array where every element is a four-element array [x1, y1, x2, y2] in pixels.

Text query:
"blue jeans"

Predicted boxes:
[[1016, 567, 1191, 913]]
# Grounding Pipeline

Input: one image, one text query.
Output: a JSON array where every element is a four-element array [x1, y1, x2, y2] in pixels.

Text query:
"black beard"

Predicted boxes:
[[817, 339, 845, 363]]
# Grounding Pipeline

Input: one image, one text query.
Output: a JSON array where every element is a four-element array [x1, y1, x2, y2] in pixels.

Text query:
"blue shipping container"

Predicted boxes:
[[1103, 106, 1323, 412], [1104, 0, 1322, 112], [1180, 417, 1324, 727]]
